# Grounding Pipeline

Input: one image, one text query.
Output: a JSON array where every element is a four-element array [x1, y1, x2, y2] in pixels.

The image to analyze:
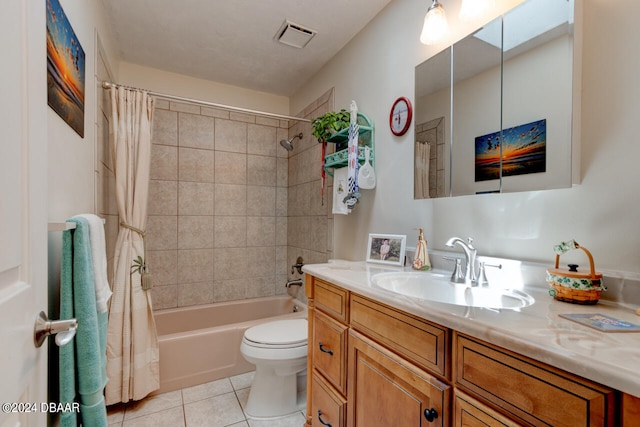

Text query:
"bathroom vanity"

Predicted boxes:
[[302, 261, 640, 427]]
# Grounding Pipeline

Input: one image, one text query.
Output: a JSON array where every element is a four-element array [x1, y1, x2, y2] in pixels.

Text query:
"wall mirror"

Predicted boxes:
[[414, 0, 576, 198]]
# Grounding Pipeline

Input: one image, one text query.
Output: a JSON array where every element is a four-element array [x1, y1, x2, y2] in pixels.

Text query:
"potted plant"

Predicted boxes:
[[311, 109, 350, 142]]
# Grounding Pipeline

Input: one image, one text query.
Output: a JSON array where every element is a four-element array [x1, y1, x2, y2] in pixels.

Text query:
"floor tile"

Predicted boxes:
[[122, 406, 185, 427], [226, 422, 250, 427], [123, 390, 183, 420], [246, 411, 306, 427], [230, 371, 254, 391], [235, 387, 249, 411], [107, 403, 126, 425], [184, 392, 245, 426], [182, 378, 234, 404]]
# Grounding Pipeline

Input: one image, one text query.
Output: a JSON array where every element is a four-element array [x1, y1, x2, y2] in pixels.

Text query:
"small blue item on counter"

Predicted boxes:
[[559, 313, 640, 332]]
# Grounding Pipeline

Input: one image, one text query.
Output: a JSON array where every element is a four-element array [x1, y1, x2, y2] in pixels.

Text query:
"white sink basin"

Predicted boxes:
[[371, 272, 534, 310]]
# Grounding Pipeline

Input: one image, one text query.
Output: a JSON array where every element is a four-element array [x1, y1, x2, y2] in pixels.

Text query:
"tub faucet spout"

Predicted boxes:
[[285, 279, 303, 288], [445, 237, 477, 285]]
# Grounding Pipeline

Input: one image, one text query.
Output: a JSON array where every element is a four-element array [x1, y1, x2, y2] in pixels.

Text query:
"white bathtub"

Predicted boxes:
[[154, 295, 307, 394]]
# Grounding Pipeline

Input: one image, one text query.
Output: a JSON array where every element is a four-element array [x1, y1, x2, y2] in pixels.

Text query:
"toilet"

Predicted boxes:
[[240, 318, 308, 419]]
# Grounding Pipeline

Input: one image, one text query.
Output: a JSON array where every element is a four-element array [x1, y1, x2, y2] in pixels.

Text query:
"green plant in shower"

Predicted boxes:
[[312, 109, 350, 142]]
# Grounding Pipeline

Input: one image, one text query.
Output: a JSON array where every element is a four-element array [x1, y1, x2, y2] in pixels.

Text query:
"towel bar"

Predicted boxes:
[[48, 218, 106, 232]]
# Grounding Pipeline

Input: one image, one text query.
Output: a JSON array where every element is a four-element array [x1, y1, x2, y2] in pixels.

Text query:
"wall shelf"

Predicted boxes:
[[324, 113, 374, 177]]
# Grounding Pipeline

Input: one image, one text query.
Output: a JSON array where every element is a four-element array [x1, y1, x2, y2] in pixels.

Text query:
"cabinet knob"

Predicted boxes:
[[317, 410, 332, 427], [423, 408, 438, 422], [319, 342, 334, 356]]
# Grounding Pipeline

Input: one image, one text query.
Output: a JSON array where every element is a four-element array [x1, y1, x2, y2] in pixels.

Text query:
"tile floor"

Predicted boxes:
[[106, 371, 307, 427]]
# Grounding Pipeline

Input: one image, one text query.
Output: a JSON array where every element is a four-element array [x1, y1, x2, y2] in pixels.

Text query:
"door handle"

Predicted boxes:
[[33, 311, 77, 348]]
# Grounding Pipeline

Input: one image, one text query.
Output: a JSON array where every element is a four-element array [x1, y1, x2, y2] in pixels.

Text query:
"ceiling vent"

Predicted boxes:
[[275, 20, 317, 48]]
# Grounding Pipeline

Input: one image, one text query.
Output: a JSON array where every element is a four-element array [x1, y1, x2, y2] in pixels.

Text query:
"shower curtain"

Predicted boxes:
[[414, 140, 431, 199], [105, 86, 159, 404]]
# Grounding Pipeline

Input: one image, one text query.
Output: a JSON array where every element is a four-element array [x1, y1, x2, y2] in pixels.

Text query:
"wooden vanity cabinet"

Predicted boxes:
[[305, 274, 634, 427], [306, 276, 451, 427]]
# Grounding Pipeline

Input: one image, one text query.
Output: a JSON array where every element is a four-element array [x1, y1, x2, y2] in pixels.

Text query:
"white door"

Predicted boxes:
[[0, 1, 49, 426]]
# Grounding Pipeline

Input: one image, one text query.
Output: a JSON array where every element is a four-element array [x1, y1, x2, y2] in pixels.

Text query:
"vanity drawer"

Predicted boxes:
[[454, 333, 615, 427], [314, 278, 349, 323], [313, 310, 348, 394], [349, 294, 449, 377], [453, 389, 521, 427], [312, 372, 346, 427]]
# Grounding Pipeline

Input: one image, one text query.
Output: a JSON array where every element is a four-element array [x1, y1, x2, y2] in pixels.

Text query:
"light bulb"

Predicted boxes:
[[459, 0, 496, 22], [420, 1, 449, 45]]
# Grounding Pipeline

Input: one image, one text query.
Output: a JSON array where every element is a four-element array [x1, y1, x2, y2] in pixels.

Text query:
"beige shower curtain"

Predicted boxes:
[[105, 86, 159, 405], [414, 141, 431, 199]]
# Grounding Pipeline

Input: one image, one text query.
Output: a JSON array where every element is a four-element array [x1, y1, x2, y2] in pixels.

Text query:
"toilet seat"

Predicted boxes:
[[243, 319, 307, 349]]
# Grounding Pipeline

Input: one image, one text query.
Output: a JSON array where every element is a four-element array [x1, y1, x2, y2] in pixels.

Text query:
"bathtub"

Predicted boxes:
[[153, 295, 307, 394]]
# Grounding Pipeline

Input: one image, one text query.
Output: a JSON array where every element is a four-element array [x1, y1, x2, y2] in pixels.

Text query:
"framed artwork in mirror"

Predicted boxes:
[[475, 119, 547, 182], [366, 234, 406, 266]]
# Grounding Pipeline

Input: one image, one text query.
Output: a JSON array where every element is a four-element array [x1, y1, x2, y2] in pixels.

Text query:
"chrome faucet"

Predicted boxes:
[[445, 237, 477, 285]]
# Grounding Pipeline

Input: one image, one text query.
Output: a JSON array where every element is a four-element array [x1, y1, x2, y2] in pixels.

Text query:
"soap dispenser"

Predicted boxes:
[[412, 228, 432, 271]]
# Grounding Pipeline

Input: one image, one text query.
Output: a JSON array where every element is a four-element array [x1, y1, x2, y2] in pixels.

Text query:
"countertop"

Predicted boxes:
[[302, 258, 640, 397]]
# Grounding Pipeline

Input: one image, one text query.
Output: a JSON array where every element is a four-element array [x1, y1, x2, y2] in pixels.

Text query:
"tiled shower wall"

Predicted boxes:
[[99, 87, 334, 311], [285, 89, 335, 288], [146, 99, 291, 309]]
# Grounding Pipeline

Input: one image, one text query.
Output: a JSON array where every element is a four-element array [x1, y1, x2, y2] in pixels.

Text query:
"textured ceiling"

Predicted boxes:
[[102, 0, 393, 96]]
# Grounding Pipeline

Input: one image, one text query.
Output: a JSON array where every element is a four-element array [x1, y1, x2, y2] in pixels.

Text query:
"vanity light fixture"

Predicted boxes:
[[459, 0, 496, 22], [420, 0, 450, 45]]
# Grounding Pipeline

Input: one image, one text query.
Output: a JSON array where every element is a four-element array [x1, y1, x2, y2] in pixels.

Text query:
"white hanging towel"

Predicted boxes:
[[332, 167, 350, 215], [76, 213, 112, 314]]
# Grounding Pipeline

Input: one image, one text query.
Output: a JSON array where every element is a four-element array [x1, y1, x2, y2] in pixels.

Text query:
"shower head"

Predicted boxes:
[[280, 133, 303, 152]]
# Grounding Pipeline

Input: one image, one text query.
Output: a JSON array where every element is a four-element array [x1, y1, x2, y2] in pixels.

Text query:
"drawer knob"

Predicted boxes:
[[319, 342, 334, 356], [317, 410, 332, 427], [424, 408, 438, 422]]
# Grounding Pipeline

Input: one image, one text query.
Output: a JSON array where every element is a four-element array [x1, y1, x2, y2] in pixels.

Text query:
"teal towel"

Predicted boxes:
[[59, 229, 77, 427], [59, 217, 108, 427]]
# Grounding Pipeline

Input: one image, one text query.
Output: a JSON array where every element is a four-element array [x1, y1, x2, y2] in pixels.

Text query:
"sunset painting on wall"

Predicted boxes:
[[47, 0, 85, 137], [475, 119, 546, 182]]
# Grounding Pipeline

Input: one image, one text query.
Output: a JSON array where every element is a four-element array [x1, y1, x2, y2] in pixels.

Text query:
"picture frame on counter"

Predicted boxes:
[[367, 234, 406, 266]]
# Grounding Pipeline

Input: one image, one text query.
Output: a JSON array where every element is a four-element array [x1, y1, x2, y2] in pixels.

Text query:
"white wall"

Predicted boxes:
[[292, 0, 640, 274], [118, 62, 290, 116], [48, 0, 119, 221]]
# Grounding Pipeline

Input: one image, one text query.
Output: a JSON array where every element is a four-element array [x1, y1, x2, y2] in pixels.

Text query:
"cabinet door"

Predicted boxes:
[[347, 330, 450, 427], [312, 372, 347, 427], [454, 389, 522, 427]]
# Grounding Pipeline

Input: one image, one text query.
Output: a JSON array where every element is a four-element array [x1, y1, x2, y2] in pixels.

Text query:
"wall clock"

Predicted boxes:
[[389, 97, 412, 136]]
